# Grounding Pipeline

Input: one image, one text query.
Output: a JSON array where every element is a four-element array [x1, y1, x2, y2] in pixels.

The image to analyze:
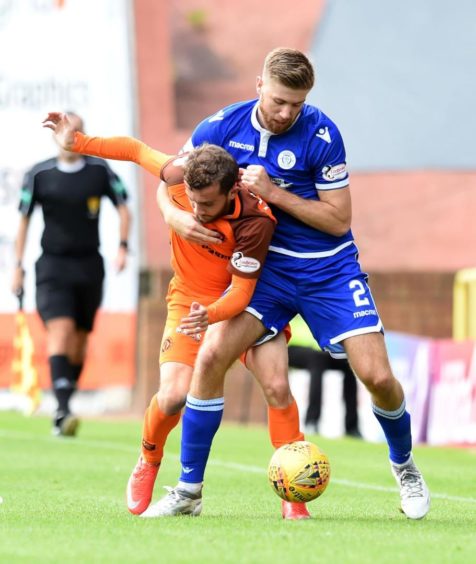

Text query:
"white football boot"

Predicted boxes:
[[391, 455, 430, 519], [140, 486, 202, 518]]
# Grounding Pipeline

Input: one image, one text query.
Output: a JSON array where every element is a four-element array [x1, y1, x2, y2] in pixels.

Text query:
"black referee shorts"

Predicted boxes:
[[35, 252, 105, 332]]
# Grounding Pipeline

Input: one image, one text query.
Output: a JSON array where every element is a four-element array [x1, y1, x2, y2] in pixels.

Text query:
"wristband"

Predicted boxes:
[[119, 240, 129, 250]]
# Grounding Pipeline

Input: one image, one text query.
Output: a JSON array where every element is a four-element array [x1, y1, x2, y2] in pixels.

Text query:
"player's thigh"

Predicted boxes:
[[197, 312, 265, 373], [160, 304, 202, 367], [343, 332, 393, 387]]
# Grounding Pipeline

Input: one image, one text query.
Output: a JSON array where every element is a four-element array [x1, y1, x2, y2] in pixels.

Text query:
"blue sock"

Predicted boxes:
[[179, 394, 224, 484], [372, 400, 412, 464]]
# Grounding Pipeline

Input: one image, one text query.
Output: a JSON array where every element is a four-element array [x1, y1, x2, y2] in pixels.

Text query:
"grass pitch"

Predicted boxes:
[[0, 411, 475, 563]]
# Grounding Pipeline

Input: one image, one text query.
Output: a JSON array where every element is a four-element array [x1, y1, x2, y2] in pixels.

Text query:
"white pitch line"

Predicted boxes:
[[204, 459, 476, 503], [1, 429, 475, 504]]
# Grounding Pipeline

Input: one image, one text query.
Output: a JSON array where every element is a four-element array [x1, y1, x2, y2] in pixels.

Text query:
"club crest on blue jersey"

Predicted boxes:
[[277, 150, 296, 170], [191, 99, 351, 255]]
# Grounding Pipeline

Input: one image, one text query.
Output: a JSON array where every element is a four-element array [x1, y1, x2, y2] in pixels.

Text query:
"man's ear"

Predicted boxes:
[[230, 184, 239, 198], [256, 75, 263, 95]]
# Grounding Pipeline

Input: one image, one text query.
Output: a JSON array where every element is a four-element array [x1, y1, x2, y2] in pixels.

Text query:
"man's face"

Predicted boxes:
[[256, 76, 309, 134], [185, 181, 236, 224]]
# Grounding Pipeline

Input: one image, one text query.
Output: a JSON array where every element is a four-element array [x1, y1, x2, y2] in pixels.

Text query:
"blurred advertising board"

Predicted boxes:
[[0, 0, 139, 399]]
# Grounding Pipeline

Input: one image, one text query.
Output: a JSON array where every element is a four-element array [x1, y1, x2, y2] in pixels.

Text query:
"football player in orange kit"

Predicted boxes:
[[43, 112, 309, 520]]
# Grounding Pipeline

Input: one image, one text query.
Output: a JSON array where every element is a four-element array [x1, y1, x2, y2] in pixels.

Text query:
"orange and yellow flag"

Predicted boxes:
[[11, 293, 41, 415]]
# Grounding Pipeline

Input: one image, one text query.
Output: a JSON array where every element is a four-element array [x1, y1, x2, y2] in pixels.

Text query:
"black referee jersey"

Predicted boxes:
[[19, 156, 128, 256]]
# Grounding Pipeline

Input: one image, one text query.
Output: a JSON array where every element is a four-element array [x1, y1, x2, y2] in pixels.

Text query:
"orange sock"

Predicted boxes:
[[141, 395, 181, 464], [268, 399, 305, 448]]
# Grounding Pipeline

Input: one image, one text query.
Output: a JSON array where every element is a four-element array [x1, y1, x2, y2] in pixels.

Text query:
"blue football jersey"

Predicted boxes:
[[185, 99, 352, 256], [184, 99, 383, 354]]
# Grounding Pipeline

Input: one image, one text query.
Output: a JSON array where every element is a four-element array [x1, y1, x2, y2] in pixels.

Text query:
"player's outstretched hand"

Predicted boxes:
[[177, 301, 208, 341], [42, 112, 75, 151]]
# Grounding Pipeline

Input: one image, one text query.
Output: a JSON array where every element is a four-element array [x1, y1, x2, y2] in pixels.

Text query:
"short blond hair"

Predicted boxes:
[[263, 47, 315, 90]]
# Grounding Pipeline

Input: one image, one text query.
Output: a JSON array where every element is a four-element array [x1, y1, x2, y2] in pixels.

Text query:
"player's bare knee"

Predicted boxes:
[[196, 342, 229, 373], [261, 380, 293, 407], [362, 372, 395, 397], [156, 388, 186, 415]]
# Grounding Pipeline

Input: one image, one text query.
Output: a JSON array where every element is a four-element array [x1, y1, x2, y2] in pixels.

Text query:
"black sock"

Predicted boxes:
[[71, 363, 83, 386], [49, 355, 75, 415]]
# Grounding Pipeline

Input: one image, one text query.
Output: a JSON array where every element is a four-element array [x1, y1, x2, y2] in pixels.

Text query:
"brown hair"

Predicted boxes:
[[184, 144, 238, 194], [263, 47, 315, 90]]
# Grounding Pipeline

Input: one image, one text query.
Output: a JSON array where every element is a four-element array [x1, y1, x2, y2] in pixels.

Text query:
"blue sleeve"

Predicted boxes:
[[190, 110, 225, 147], [312, 122, 349, 191]]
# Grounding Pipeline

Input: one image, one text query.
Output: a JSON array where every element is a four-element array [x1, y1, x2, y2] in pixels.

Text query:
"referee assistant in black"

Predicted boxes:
[[11, 112, 131, 437]]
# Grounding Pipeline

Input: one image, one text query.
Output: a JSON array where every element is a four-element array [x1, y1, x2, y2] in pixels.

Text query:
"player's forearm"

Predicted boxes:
[[117, 205, 131, 244], [207, 276, 257, 324], [73, 132, 139, 162], [156, 181, 176, 221], [73, 132, 170, 177], [14, 216, 29, 264], [267, 187, 351, 237]]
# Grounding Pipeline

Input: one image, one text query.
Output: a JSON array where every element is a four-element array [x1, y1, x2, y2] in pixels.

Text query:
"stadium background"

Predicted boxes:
[[0, 0, 475, 444]]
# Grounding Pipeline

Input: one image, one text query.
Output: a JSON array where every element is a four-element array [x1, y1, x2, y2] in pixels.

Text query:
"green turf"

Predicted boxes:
[[0, 411, 475, 563]]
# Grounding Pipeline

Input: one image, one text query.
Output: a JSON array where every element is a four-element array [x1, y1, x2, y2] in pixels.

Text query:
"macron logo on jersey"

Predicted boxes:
[[316, 126, 331, 144], [229, 140, 255, 151], [209, 110, 225, 122]]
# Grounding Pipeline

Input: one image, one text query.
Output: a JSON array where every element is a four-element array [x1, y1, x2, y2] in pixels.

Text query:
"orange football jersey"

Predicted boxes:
[[72, 133, 276, 302]]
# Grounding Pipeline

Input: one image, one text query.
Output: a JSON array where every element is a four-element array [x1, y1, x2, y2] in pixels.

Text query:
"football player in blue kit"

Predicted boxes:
[[144, 47, 430, 520]]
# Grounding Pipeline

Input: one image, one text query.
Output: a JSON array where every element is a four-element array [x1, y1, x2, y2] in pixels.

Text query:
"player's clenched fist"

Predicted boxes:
[[241, 165, 275, 200]]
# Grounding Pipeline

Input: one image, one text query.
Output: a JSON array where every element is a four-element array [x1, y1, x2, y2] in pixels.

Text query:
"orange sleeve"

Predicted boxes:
[[206, 275, 257, 324], [72, 131, 173, 177]]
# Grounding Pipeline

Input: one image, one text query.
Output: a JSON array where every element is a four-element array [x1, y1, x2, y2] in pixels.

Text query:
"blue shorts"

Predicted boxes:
[[245, 243, 383, 357]]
